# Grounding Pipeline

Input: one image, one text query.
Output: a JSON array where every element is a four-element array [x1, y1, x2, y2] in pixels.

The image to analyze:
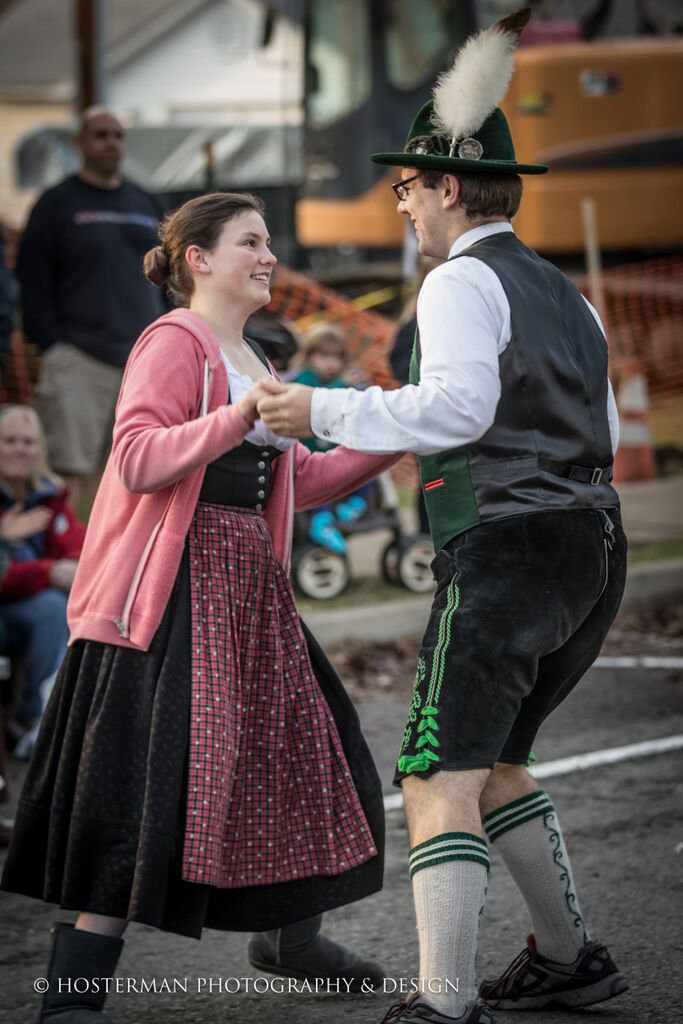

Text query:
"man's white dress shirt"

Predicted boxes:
[[310, 223, 619, 455]]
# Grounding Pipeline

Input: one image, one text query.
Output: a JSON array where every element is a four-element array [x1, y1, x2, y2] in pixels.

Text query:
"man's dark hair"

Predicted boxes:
[[420, 169, 523, 221]]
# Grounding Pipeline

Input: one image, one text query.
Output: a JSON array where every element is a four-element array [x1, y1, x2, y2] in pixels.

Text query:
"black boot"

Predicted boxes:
[[36, 923, 123, 1022], [248, 913, 384, 992]]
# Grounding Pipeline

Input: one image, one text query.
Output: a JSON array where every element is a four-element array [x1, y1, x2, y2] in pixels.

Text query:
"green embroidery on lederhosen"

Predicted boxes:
[[398, 579, 460, 775], [400, 656, 426, 756]]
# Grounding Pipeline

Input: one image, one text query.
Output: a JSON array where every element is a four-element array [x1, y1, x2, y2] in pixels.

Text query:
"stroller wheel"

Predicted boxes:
[[292, 544, 351, 600], [381, 540, 401, 584], [383, 536, 435, 593]]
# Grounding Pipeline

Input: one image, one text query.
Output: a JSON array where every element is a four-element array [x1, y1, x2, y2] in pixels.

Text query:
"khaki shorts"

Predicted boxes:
[[35, 343, 124, 475]]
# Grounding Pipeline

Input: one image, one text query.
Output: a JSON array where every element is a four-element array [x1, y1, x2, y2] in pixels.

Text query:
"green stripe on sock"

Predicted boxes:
[[484, 798, 554, 841], [409, 850, 490, 877], [410, 831, 488, 857], [410, 843, 490, 868], [485, 794, 553, 833], [486, 805, 557, 843], [409, 832, 489, 877], [482, 790, 551, 827], [409, 836, 488, 864], [483, 792, 554, 843]]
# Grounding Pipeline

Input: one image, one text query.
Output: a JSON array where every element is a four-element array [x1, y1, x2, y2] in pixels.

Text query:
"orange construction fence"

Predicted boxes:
[[2, 256, 682, 485], [266, 264, 398, 390]]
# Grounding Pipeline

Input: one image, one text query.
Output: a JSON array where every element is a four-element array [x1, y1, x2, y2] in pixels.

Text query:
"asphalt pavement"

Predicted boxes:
[[2, 651, 682, 1024]]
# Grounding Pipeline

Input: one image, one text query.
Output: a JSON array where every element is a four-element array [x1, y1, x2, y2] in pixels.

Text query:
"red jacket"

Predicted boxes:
[[0, 487, 85, 601]]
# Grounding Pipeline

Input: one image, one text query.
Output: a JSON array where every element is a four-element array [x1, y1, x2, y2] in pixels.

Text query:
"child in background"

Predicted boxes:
[[291, 323, 371, 553]]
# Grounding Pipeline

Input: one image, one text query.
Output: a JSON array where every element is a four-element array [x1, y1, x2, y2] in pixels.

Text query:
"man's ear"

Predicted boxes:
[[441, 174, 460, 210]]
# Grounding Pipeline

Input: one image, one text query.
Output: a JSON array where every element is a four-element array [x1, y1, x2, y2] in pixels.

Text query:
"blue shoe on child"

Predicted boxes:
[[335, 495, 367, 523], [309, 511, 347, 555]]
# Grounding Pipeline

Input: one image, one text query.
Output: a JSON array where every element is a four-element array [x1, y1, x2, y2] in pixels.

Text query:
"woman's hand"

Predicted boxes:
[[238, 378, 288, 427], [49, 558, 78, 593], [0, 503, 52, 543], [257, 383, 314, 438]]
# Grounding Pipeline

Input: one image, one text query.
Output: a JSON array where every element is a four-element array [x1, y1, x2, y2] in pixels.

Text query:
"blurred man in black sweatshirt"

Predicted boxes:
[[17, 107, 165, 510]]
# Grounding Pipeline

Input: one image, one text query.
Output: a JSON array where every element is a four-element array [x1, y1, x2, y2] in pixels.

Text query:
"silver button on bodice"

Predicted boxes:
[[257, 490, 265, 500], [257, 461, 265, 470]]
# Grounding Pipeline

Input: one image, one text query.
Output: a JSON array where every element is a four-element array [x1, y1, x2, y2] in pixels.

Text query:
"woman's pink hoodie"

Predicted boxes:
[[67, 309, 398, 651]]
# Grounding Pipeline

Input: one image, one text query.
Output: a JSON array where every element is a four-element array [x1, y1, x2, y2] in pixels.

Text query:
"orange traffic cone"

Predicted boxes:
[[612, 359, 656, 483]]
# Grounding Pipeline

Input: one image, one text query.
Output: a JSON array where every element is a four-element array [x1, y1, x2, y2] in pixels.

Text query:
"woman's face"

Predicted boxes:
[[201, 210, 277, 312], [0, 413, 40, 487]]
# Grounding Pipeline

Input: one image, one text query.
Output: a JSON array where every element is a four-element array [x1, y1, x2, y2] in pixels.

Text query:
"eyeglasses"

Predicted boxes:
[[391, 173, 421, 201]]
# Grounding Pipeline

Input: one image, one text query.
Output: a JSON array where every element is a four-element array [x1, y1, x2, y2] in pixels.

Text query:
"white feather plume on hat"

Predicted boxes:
[[432, 8, 530, 146]]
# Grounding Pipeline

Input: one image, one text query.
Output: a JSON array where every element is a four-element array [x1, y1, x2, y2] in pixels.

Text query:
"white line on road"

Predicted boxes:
[[594, 656, 683, 669], [530, 734, 683, 777], [382, 734, 683, 812]]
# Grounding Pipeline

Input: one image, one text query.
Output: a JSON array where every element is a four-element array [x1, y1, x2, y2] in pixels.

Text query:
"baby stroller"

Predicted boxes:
[[291, 473, 434, 600], [245, 311, 434, 600]]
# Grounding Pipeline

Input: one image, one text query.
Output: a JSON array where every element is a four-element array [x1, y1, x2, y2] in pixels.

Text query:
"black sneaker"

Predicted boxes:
[[378, 998, 494, 1023], [479, 934, 628, 1010]]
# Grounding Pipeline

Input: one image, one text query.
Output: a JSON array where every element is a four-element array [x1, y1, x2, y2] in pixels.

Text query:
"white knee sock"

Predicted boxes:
[[409, 832, 489, 1017], [483, 790, 589, 963]]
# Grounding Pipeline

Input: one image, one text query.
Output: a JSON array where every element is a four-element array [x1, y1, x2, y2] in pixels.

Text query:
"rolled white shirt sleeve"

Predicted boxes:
[[310, 242, 620, 457], [310, 260, 506, 455]]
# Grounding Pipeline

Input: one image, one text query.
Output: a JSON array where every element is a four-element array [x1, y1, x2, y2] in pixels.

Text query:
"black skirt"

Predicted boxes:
[[1, 550, 384, 938]]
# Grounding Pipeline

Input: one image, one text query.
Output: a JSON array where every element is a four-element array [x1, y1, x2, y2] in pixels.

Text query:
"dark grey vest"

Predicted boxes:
[[411, 232, 618, 551]]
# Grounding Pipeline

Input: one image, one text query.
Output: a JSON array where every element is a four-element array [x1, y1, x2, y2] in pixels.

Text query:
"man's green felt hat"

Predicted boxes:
[[371, 8, 547, 177], [371, 99, 547, 176]]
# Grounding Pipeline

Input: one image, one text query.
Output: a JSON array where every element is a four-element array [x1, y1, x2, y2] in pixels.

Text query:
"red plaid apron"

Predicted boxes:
[[182, 502, 377, 888]]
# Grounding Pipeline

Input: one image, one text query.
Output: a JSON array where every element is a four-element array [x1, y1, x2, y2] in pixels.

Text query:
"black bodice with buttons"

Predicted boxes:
[[198, 441, 282, 512]]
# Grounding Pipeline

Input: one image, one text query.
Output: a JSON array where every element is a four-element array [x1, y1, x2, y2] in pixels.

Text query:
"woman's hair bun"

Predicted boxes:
[[143, 245, 170, 286]]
